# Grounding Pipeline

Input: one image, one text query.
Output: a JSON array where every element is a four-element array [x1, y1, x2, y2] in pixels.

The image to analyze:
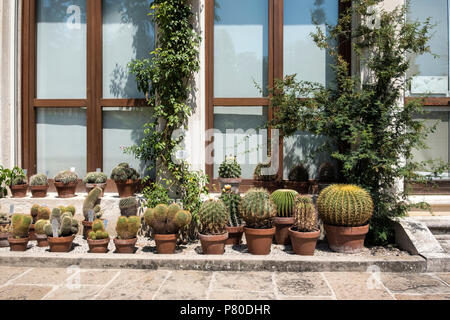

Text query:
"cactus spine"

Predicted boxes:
[[198, 199, 229, 235], [239, 188, 277, 228], [218, 156, 241, 178], [317, 184, 374, 227], [293, 195, 318, 232], [116, 216, 140, 239], [220, 191, 242, 227], [11, 214, 32, 239], [270, 189, 299, 217]]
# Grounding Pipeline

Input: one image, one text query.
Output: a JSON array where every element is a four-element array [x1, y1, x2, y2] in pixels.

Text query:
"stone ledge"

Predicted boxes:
[[421, 252, 450, 272]]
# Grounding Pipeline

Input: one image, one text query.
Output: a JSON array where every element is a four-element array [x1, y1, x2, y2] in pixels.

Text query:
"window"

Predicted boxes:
[[206, 0, 343, 188], [22, 0, 154, 183]]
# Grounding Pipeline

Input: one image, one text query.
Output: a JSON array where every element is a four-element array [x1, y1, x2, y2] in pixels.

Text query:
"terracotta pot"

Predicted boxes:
[[324, 224, 369, 254], [274, 217, 295, 245], [87, 237, 110, 253], [225, 225, 244, 246], [154, 234, 177, 254], [48, 235, 75, 253], [82, 220, 93, 239], [8, 237, 29, 251], [244, 227, 276, 255], [54, 181, 78, 198], [289, 227, 320, 256], [85, 183, 107, 197], [29, 224, 37, 241], [114, 237, 137, 254], [10, 184, 29, 198], [219, 178, 242, 194], [35, 234, 49, 247], [199, 232, 228, 255], [30, 185, 49, 198], [115, 180, 137, 198]]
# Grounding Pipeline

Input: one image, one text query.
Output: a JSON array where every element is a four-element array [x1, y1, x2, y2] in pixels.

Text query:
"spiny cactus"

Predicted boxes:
[[54, 170, 78, 184], [44, 208, 79, 237], [218, 156, 242, 179], [144, 203, 192, 234], [59, 205, 76, 216], [83, 172, 107, 184], [35, 219, 49, 235], [220, 190, 242, 227], [240, 188, 277, 228], [83, 187, 102, 220], [30, 174, 48, 186], [88, 219, 109, 240], [293, 195, 318, 232], [318, 162, 337, 183], [270, 189, 299, 217], [288, 164, 309, 182], [254, 162, 277, 181], [37, 206, 51, 221], [110, 163, 140, 182], [199, 199, 229, 235], [317, 184, 374, 227], [119, 197, 138, 217], [115, 216, 140, 239], [30, 204, 40, 222], [11, 214, 32, 239]]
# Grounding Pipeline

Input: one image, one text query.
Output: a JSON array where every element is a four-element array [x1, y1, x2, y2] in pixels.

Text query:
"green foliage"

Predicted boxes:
[[318, 162, 337, 183], [0, 165, 8, 198], [144, 203, 191, 234], [83, 187, 102, 220], [218, 156, 242, 179], [110, 163, 140, 182], [219, 189, 243, 227], [30, 174, 48, 186], [54, 170, 78, 184], [240, 188, 277, 229], [317, 184, 374, 227], [119, 197, 138, 217], [293, 195, 318, 232], [288, 164, 309, 182], [270, 189, 299, 217], [83, 172, 107, 184], [116, 216, 141, 240], [11, 214, 32, 239], [198, 199, 229, 235], [4, 167, 27, 186]]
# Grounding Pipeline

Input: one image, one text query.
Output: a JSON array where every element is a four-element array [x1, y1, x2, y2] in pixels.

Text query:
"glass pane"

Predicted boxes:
[[36, 108, 87, 177], [213, 106, 268, 179], [103, 107, 154, 178], [103, 0, 155, 99], [411, 111, 449, 177], [283, 131, 335, 180], [214, 0, 269, 97], [407, 0, 449, 94], [36, 0, 87, 99], [284, 0, 338, 86]]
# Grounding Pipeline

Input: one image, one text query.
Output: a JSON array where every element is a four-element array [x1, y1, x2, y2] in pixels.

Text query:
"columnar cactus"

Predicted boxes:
[[293, 195, 318, 232], [83, 187, 102, 220], [88, 219, 109, 240], [83, 172, 107, 184], [270, 189, 299, 217], [317, 184, 374, 227], [144, 203, 192, 234], [239, 188, 277, 228], [11, 214, 32, 238], [288, 164, 309, 182], [115, 216, 140, 239], [199, 199, 229, 235], [44, 208, 79, 237], [54, 170, 78, 184], [119, 197, 138, 217], [110, 163, 140, 182], [30, 174, 48, 186], [218, 156, 241, 178], [318, 162, 337, 183], [219, 190, 243, 227]]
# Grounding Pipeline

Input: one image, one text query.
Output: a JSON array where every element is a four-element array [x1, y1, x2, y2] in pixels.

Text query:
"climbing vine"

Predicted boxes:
[[127, 0, 208, 239]]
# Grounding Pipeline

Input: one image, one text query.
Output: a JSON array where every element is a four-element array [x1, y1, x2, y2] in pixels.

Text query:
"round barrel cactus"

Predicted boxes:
[[317, 184, 374, 227], [270, 189, 299, 217], [239, 188, 276, 228], [199, 199, 229, 235]]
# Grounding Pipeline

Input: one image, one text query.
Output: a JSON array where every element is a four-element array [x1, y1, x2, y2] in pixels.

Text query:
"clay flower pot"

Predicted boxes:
[[10, 184, 29, 198], [114, 180, 137, 198], [154, 234, 177, 254], [244, 227, 276, 255], [273, 217, 296, 245], [29, 224, 37, 241], [199, 232, 228, 255], [35, 234, 49, 247], [324, 224, 369, 254], [114, 237, 137, 254], [48, 235, 75, 252], [87, 237, 110, 253], [54, 181, 78, 198], [30, 185, 49, 198], [225, 225, 244, 246], [85, 183, 106, 197], [218, 178, 242, 194], [8, 237, 29, 251], [289, 227, 320, 256], [82, 220, 93, 239]]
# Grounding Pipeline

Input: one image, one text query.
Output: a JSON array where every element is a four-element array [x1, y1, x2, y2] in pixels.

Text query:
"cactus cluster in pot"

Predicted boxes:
[[43, 208, 79, 238], [144, 204, 191, 235], [115, 216, 141, 240], [82, 187, 103, 221], [30, 204, 50, 223], [8, 214, 32, 251], [54, 170, 78, 185], [83, 172, 107, 184], [29, 174, 49, 198], [198, 198, 230, 255], [218, 156, 241, 179], [88, 219, 109, 240], [54, 169, 79, 198], [110, 163, 140, 182]]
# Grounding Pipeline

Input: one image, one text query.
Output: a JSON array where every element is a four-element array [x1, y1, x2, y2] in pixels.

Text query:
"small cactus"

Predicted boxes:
[[115, 216, 140, 239], [144, 203, 191, 234], [11, 214, 32, 239], [288, 164, 309, 182], [83, 187, 102, 220], [83, 172, 107, 184], [219, 189, 242, 227], [110, 163, 140, 182], [30, 204, 40, 222], [240, 188, 277, 228], [44, 208, 79, 237], [30, 174, 48, 186], [88, 219, 109, 240], [54, 170, 78, 185], [218, 156, 241, 179], [119, 197, 138, 217], [198, 199, 229, 235], [35, 219, 49, 235], [270, 189, 299, 217], [37, 206, 51, 221], [293, 195, 318, 232]]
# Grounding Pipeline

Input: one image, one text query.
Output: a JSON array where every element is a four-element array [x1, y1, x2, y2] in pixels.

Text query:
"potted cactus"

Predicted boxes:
[[0, 213, 11, 248], [198, 198, 229, 255], [29, 173, 49, 198], [29, 204, 50, 241], [87, 219, 110, 253], [54, 170, 79, 198], [218, 156, 242, 193], [114, 216, 141, 253], [34, 218, 50, 247], [6, 167, 28, 198], [82, 187, 103, 239], [83, 172, 108, 196], [317, 184, 374, 253], [289, 195, 320, 255], [144, 204, 192, 254], [119, 197, 138, 217], [8, 214, 32, 251], [286, 163, 310, 193], [43, 208, 79, 252], [240, 188, 277, 255], [270, 189, 299, 245], [219, 186, 244, 245], [110, 163, 140, 198]]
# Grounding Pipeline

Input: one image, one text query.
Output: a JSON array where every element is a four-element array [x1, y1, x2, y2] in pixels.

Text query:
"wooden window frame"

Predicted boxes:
[[21, 0, 150, 192], [205, 0, 350, 192]]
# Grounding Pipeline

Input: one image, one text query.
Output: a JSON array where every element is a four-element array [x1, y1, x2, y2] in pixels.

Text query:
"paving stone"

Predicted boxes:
[[0, 267, 30, 285], [213, 272, 273, 292], [280, 296, 334, 300], [0, 285, 53, 300], [44, 285, 104, 300], [395, 294, 450, 300], [208, 290, 276, 300], [275, 273, 332, 297], [11, 267, 71, 285], [79, 269, 120, 285], [156, 271, 212, 300], [381, 273, 450, 294], [96, 270, 169, 300], [435, 273, 450, 285], [323, 272, 393, 300]]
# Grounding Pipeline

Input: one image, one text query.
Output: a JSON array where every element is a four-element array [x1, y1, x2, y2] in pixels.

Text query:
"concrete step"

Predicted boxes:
[[435, 234, 450, 240], [410, 216, 450, 235]]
